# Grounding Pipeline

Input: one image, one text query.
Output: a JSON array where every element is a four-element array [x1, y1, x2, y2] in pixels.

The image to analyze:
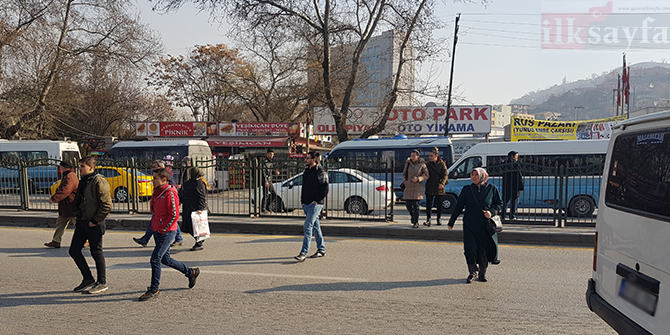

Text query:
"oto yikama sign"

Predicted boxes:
[[313, 106, 493, 135]]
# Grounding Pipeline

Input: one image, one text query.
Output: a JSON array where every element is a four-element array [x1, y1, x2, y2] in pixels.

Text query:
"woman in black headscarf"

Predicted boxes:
[[180, 167, 209, 251]]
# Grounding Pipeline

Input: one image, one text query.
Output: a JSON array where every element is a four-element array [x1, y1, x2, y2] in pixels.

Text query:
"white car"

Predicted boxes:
[[256, 168, 395, 215]]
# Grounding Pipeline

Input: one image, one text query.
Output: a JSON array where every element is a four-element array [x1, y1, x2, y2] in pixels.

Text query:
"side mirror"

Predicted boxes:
[[449, 171, 457, 179]]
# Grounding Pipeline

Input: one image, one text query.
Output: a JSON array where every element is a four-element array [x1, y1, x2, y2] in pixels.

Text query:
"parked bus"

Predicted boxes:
[[106, 140, 215, 189], [325, 135, 455, 198], [0, 140, 81, 193], [587, 111, 670, 335], [439, 139, 610, 215]]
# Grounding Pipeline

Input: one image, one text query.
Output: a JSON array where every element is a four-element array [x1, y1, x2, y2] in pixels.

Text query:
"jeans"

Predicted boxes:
[[424, 195, 443, 221], [301, 203, 325, 255], [69, 220, 106, 284], [503, 191, 520, 219], [405, 200, 420, 224], [150, 230, 192, 291], [139, 224, 183, 245]]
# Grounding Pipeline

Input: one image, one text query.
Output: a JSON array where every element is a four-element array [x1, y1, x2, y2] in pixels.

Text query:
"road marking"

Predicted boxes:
[[111, 265, 365, 281]]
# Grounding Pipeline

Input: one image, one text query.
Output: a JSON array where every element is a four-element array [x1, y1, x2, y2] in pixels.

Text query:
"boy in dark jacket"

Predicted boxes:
[[294, 152, 329, 262], [45, 161, 79, 248], [69, 156, 112, 294], [424, 148, 448, 226], [139, 168, 199, 301]]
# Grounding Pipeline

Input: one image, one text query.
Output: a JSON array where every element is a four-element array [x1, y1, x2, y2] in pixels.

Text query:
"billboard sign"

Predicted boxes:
[[313, 105, 493, 135]]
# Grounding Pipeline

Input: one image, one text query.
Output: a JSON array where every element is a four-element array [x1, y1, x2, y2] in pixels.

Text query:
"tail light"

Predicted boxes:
[[376, 185, 389, 191], [593, 231, 598, 271]]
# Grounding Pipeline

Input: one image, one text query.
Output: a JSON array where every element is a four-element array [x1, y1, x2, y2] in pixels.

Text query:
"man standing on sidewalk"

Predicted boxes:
[[45, 161, 79, 249], [295, 152, 329, 262], [69, 156, 112, 294], [139, 168, 199, 301]]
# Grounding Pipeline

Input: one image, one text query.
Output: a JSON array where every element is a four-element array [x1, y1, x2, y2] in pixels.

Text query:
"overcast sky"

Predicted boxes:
[[135, 0, 670, 106]]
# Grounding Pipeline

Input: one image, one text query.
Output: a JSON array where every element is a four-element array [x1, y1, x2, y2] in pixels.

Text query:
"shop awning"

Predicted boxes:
[[207, 136, 289, 147]]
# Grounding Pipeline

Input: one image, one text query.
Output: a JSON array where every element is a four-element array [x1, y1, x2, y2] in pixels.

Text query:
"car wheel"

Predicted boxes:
[[345, 196, 368, 215], [265, 195, 285, 213], [569, 195, 595, 217], [114, 187, 128, 202], [442, 194, 457, 214]]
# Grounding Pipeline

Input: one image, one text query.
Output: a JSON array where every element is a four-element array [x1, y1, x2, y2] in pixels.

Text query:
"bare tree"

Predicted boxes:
[[0, 0, 161, 139]]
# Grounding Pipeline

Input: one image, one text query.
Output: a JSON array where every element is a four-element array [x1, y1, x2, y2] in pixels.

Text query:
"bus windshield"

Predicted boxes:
[[107, 147, 189, 161]]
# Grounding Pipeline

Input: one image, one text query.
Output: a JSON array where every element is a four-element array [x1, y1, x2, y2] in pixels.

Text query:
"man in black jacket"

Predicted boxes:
[[294, 152, 329, 262], [502, 150, 524, 221]]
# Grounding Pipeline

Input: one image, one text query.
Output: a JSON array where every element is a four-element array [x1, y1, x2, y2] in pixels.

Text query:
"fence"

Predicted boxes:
[[486, 160, 604, 226], [0, 156, 395, 222]]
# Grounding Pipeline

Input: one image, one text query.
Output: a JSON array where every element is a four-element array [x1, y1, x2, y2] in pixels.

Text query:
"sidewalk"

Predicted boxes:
[[0, 209, 596, 247]]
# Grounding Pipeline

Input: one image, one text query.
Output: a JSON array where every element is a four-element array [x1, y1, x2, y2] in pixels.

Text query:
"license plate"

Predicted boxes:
[[619, 279, 659, 316]]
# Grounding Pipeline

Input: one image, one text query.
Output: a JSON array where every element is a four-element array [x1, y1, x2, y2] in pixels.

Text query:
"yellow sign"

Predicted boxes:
[[511, 115, 627, 141]]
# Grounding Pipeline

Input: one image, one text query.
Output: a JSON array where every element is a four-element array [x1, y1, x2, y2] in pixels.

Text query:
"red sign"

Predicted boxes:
[[160, 122, 194, 137], [207, 138, 288, 147]]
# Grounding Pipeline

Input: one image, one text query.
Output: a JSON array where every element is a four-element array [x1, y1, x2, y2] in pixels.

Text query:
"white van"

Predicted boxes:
[[106, 140, 215, 189], [586, 111, 670, 334], [0, 140, 81, 162]]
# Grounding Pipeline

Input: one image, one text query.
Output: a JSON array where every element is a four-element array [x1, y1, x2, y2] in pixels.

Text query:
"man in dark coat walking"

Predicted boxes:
[[45, 161, 79, 248], [502, 150, 524, 221]]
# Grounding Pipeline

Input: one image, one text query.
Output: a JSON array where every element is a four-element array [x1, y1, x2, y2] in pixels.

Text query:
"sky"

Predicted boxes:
[[135, 0, 670, 106]]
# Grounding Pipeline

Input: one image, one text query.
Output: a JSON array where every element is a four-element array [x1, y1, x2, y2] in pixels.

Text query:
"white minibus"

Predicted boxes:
[[586, 110, 670, 334], [106, 140, 215, 189]]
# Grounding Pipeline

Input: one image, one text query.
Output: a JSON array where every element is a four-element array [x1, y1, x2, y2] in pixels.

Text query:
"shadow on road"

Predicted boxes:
[[0, 287, 190, 307], [0, 247, 153, 259], [245, 278, 464, 294]]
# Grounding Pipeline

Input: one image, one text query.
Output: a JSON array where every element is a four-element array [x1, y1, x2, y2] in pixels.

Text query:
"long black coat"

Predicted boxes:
[[502, 163, 524, 200], [180, 179, 207, 236], [448, 183, 503, 264]]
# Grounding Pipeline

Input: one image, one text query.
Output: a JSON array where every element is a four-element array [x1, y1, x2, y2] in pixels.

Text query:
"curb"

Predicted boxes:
[[0, 214, 594, 247]]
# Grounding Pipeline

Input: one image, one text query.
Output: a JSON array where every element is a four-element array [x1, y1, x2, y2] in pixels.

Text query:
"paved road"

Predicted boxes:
[[0, 227, 613, 334]]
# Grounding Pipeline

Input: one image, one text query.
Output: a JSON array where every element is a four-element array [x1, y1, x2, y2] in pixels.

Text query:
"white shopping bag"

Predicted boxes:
[[191, 210, 210, 241]]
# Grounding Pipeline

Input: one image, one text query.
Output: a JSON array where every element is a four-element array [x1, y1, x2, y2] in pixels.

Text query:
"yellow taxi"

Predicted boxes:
[[50, 167, 154, 202]]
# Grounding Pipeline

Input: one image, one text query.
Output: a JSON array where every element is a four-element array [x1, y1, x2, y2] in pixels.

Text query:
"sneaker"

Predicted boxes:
[[171, 241, 183, 247], [83, 282, 108, 294], [310, 250, 326, 258], [190, 241, 204, 251], [139, 288, 160, 301], [476, 276, 488, 282], [73, 279, 96, 292], [423, 219, 431, 227], [436, 219, 443, 226], [294, 253, 306, 262], [44, 241, 61, 248], [412, 223, 419, 229], [188, 268, 200, 288], [133, 238, 147, 247], [466, 272, 477, 284]]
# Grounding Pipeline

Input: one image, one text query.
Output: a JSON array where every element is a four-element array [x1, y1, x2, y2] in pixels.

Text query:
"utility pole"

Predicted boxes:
[[444, 13, 460, 137]]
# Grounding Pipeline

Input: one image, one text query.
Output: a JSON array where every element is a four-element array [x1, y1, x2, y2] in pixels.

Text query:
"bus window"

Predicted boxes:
[[451, 156, 482, 179], [0, 151, 49, 160]]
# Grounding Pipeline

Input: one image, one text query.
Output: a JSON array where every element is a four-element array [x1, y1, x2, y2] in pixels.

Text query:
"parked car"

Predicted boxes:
[[50, 167, 153, 202], [253, 168, 395, 215]]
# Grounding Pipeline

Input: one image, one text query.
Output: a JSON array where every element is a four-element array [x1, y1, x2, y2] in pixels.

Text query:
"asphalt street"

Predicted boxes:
[[0, 227, 614, 334]]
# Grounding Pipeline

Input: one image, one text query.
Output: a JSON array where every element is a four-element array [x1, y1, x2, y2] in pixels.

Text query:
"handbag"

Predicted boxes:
[[468, 185, 503, 234], [191, 209, 210, 242]]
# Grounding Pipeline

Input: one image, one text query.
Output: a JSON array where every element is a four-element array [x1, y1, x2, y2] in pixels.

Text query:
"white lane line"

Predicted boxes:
[[111, 265, 365, 282]]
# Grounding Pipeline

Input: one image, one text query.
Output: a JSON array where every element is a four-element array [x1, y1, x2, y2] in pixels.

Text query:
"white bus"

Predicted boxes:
[[441, 139, 610, 214], [587, 110, 670, 334], [0, 140, 82, 192], [106, 140, 215, 189]]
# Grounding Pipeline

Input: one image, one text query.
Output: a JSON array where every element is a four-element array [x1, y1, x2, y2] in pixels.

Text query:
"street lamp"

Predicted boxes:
[[574, 106, 585, 121]]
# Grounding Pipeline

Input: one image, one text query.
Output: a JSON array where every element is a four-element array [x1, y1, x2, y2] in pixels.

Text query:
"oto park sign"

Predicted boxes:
[[313, 105, 493, 136]]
